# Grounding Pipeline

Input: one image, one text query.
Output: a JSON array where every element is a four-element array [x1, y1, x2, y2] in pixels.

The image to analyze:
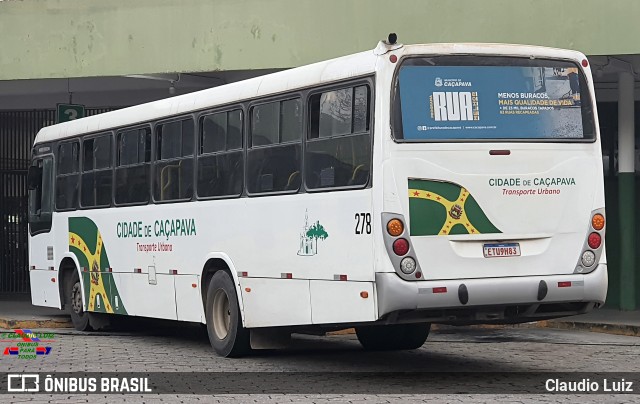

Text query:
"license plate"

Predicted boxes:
[[483, 243, 521, 258]]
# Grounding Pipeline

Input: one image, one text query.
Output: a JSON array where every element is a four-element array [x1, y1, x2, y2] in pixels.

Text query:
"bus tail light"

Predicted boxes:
[[574, 208, 605, 274], [393, 239, 409, 256], [382, 212, 423, 280], [592, 214, 605, 230], [587, 233, 601, 249], [581, 250, 596, 267], [387, 219, 404, 236], [400, 257, 416, 274]]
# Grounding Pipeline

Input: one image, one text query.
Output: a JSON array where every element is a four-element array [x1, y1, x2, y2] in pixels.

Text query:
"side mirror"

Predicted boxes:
[[27, 165, 42, 190]]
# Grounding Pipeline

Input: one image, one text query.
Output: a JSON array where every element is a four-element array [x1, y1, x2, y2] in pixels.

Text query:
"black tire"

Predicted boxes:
[[355, 323, 430, 351], [66, 270, 92, 331], [205, 271, 250, 357]]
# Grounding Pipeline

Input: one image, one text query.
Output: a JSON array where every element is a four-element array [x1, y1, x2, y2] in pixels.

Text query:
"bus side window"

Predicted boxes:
[[306, 85, 371, 190], [28, 156, 53, 234], [81, 133, 113, 208], [247, 98, 302, 194], [55, 141, 80, 210], [154, 118, 194, 202], [198, 109, 243, 198], [115, 127, 151, 205]]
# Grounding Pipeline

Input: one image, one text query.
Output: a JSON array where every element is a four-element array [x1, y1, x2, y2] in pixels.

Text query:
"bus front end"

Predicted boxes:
[[375, 44, 606, 325]]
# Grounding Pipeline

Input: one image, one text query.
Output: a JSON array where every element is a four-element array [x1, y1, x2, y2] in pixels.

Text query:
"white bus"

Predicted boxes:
[[28, 38, 607, 357]]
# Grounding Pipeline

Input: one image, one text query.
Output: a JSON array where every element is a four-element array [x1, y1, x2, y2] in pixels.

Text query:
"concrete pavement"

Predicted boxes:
[[0, 294, 71, 329], [1, 293, 638, 337]]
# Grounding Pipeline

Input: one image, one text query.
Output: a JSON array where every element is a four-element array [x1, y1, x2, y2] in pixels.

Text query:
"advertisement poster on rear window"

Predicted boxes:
[[398, 65, 584, 140]]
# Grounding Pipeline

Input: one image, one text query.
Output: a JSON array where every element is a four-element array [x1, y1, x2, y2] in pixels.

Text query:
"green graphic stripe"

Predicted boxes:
[[408, 179, 461, 201], [408, 179, 501, 236], [69, 217, 98, 253], [409, 198, 447, 236], [68, 217, 127, 315], [463, 195, 501, 234]]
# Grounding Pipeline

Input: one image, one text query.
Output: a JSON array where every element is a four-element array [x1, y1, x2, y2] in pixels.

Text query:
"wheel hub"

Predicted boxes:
[[71, 282, 83, 314], [212, 288, 231, 340]]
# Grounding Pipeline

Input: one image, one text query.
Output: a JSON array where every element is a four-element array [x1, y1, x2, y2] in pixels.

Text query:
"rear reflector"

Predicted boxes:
[[558, 281, 572, 288], [432, 287, 447, 294], [489, 150, 511, 156]]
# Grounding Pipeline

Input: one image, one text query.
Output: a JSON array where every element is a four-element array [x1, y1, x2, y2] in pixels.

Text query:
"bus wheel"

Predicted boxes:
[[355, 323, 430, 351], [66, 270, 92, 331], [205, 271, 250, 357]]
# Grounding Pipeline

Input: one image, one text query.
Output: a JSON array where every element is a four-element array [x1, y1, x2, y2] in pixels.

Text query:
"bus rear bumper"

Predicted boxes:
[[375, 264, 608, 325]]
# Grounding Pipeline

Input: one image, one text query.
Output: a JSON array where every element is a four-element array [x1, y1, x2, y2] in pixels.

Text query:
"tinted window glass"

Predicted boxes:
[[248, 98, 302, 194], [28, 156, 53, 234], [115, 127, 151, 205], [158, 121, 182, 159], [81, 134, 112, 208], [227, 110, 243, 150], [94, 135, 112, 169], [247, 144, 301, 193], [198, 110, 244, 199], [56, 141, 79, 210], [353, 86, 369, 133], [251, 103, 279, 146], [318, 88, 352, 138], [154, 118, 195, 201], [58, 142, 79, 174], [202, 113, 227, 153], [281, 99, 302, 143], [307, 85, 371, 189], [197, 152, 243, 198], [119, 128, 150, 166]]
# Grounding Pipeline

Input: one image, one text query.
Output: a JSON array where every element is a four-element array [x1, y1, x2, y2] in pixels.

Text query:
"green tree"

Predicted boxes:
[[306, 221, 329, 253]]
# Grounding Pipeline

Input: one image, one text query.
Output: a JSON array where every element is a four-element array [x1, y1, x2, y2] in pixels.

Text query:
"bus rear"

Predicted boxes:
[[376, 44, 606, 324]]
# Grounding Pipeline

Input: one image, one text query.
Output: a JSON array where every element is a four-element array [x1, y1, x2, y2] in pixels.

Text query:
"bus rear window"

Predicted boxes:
[[393, 56, 595, 141]]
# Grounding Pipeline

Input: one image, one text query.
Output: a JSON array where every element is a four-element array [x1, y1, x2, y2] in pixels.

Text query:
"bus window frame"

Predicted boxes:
[[245, 94, 304, 197], [390, 55, 597, 144], [196, 104, 246, 201], [54, 139, 81, 212], [28, 151, 54, 236], [151, 115, 196, 204], [303, 77, 375, 193], [79, 131, 114, 210], [114, 124, 153, 207]]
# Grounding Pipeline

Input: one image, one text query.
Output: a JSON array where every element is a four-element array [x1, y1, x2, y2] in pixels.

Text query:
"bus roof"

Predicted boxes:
[[33, 43, 586, 144]]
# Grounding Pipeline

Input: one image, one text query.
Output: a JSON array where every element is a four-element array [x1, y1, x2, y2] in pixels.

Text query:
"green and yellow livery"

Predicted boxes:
[[68, 217, 127, 315], [408, 179, 501, 236]]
